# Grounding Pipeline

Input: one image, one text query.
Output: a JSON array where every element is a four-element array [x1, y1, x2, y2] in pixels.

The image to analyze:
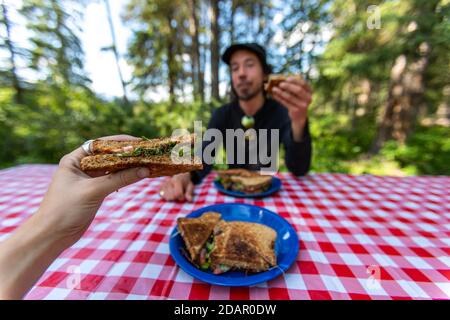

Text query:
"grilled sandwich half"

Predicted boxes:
[[177, 212, 222, 265], [217, 169, 272, 194], [80, 134, 202, 178], [210, 220, 277, 274]]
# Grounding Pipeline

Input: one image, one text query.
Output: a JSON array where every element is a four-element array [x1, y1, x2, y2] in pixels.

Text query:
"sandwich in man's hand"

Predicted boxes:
[[80, 134, 202, 178], [265, 74, 305, 96], [217, 169, 273, 194], [176, 212, 277, 274]]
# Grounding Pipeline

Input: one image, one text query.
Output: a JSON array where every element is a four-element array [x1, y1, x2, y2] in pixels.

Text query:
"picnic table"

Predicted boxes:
[[0, 164, 448, 300]]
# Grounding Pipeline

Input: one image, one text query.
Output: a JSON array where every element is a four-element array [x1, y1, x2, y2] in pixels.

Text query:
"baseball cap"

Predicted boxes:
[[221, 43, 272, 74]]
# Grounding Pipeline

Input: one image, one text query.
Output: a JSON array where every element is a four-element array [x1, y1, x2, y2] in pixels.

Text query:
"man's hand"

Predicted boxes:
[[271, 76, 312, 142], [159, 173, 194, 202]]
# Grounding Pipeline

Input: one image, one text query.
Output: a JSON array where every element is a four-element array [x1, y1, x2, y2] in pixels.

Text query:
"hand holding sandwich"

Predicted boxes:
[[37, 134, 153, 244], [0, 135, 151, 299], [270, 76, 312, 142]]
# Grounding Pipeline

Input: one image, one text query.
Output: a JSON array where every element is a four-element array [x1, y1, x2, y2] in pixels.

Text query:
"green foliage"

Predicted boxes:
[[0, 0, 449, 177], [0, 85, 218, 167], [20, 0, 90, 87], [0, 85, 125, 164], [381, 126, 450, 175], [124, 0, 189, 101], [1, 82, 448, 176], [304, 107, 450, 176], [308, 112, 375, 172]]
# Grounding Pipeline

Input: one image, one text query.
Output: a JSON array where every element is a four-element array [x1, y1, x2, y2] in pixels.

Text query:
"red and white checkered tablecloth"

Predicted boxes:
[[0, 164, 448, 300]]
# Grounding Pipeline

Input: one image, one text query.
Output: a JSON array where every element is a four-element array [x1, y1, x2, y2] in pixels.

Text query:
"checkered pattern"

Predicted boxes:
[[0, 165, 449, 300]]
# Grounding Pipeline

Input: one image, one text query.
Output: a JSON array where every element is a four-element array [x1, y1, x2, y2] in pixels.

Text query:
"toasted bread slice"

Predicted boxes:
[[210, 221, 277, 273], [91, 134, 195, 154], [80, 154, 202, 177], [265, 74, 305, 95], [217, 169, 260, 178], [177, 212, 221, 262]]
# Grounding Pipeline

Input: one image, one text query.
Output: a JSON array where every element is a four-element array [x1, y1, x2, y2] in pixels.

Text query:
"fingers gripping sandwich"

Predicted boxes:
[[265, 74, 305, 96], [80, 134, 202, 178]]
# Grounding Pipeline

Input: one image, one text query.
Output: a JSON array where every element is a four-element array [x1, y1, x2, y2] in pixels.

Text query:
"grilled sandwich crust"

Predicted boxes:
[[265, 74, 304, 95], [80, 154, 202, 176], [177, 212, 221, 262], [211, 221, 277, 272], [91, 134, 195, 154], [217, 169, 273, 193], [230, 176, 272, 190], [217, 169, 259, 178]]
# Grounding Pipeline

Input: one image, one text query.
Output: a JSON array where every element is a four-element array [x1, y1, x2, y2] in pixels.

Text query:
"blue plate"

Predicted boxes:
[[169, 203, 299, 287], [214, 176, 282, 198]]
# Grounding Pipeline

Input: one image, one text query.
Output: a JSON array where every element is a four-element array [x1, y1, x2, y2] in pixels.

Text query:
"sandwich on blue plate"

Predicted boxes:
[[177, 212, 277, 274]]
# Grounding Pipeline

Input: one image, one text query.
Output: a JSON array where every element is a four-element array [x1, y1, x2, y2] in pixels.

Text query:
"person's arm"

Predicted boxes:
[[282, 119, 312, 176], [0, 213, 72, 299], [0, 135, 150, 299], [271, 76, 313, 176]]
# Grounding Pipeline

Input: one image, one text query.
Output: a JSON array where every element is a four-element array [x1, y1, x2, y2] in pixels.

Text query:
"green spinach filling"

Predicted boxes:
[[117, 141, 177, 157], [200, 237, 215, 270], [215, 176, 232, 189]]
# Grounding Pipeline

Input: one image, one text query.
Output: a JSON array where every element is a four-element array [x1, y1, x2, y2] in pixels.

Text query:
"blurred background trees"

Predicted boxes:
[[0, 0, 449, 175]]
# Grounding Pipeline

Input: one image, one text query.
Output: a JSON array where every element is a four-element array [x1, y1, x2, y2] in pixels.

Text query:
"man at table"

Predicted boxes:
[[159, 43, 313, 202]]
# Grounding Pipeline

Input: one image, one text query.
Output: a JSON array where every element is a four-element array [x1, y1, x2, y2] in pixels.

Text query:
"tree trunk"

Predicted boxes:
[[200, 1, 207, 101], [334, 89, 343, 113], [188, 0, 204, 102], [264, 2, 275, 50], [249, 3, 255, 39], [51, 0, 67, 83], [210, 0, 220, 101], [166, 14, 177, 105], [1, 2, 24, 104], [370, 50, 429, 153], [258, 2, 264, 35], [104, 0, 129, 106], [167, 39, 176, 106], [434, 86, 450, 126], [370, 1, 439, 153], [230, 0, 236, 43]]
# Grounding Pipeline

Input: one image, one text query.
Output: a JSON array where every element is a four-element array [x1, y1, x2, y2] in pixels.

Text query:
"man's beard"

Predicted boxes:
[[235, 84, 263, 101]]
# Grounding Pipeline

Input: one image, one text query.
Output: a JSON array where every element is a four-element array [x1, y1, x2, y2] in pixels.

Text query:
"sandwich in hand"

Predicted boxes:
[[216, 169, 272, 194], [80, 134, 202, 178], [265, 74, 305, 96], [176, 212, 277, 274]]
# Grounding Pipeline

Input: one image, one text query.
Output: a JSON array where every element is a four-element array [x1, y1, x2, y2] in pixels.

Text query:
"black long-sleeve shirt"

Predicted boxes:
[[190, 98, 312, 184]]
